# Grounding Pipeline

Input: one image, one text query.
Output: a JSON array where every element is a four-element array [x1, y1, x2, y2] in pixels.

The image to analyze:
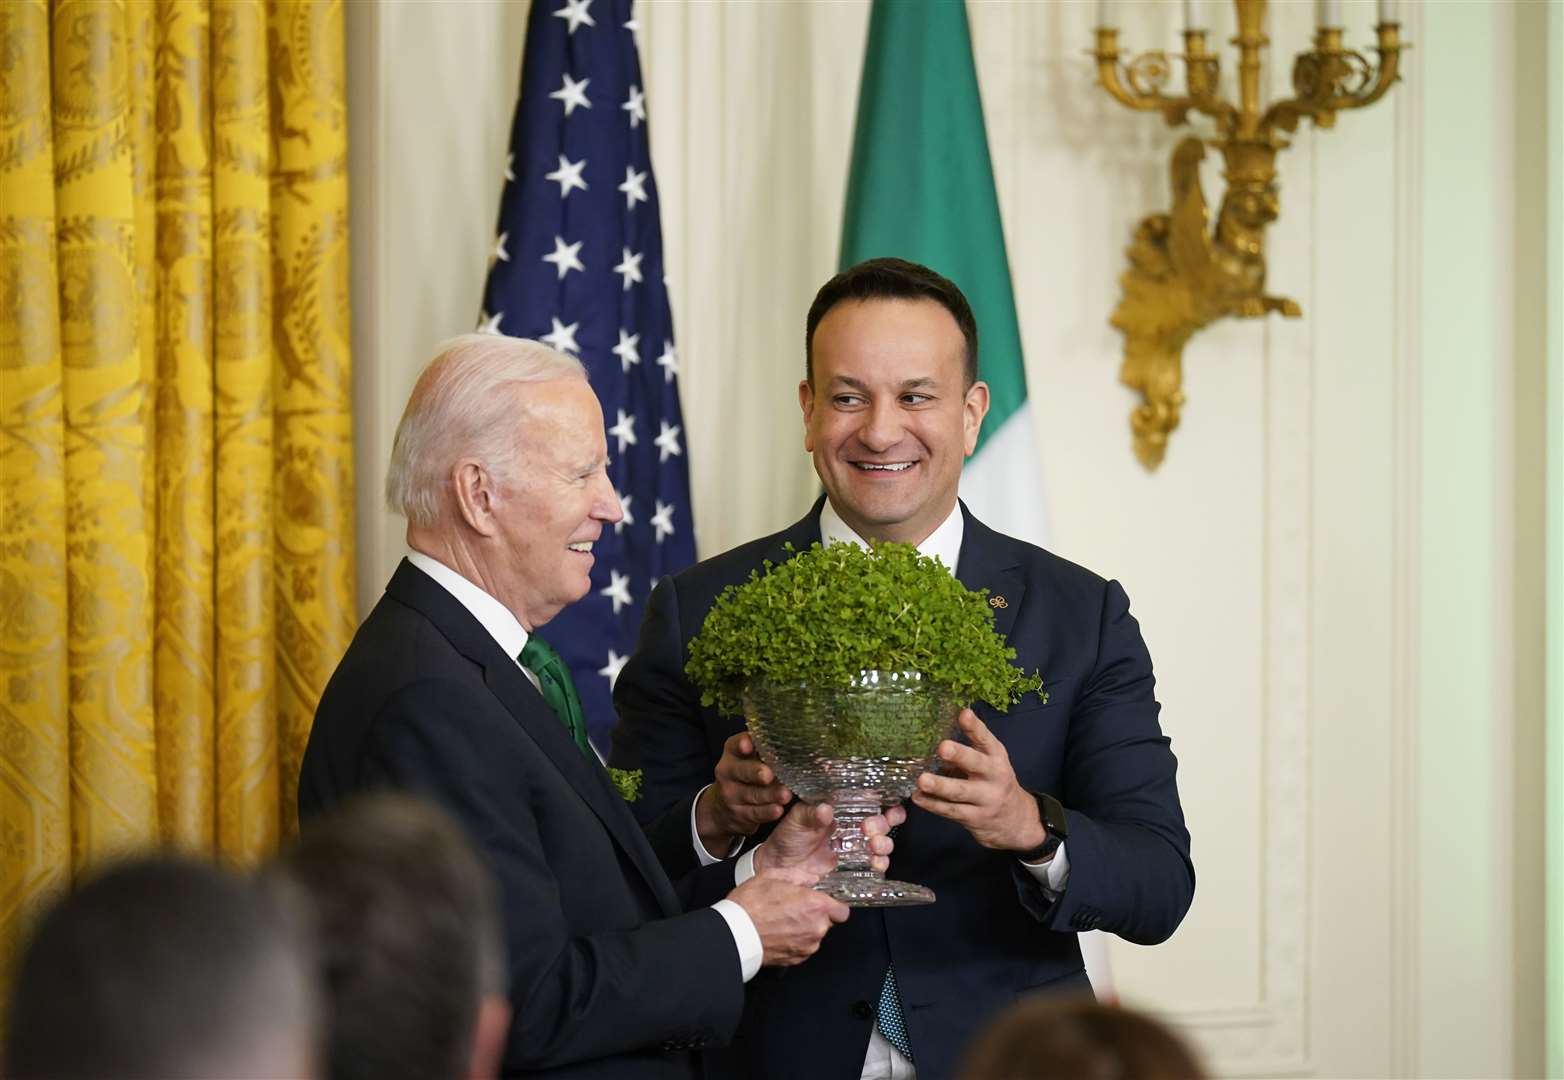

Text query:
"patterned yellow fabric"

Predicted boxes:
[[0, 0, 353, 1019]]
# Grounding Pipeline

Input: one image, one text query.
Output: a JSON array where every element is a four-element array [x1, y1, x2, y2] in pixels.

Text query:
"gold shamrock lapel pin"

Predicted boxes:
[[989, 595, 1009, 609]]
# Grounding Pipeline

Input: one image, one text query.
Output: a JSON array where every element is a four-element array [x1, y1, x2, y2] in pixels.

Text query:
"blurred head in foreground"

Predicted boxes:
[[274, 792, 510, 1080], [958, 997, 1206, 1080], [4, 855, 318, 1080]]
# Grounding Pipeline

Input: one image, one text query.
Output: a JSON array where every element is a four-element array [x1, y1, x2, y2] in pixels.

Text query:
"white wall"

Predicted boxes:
[[345, 1, 1550, 1075]]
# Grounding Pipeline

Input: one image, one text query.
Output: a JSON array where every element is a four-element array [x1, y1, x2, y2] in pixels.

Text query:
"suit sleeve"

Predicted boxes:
[[1015, 579, 1196, 946], [360, 677, 744, 1069], [610, 575, 720, 831]]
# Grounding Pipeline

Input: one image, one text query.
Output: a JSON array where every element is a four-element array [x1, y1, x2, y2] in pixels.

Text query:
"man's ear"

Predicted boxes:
[[962, 380, 991, 456], [798, 379, 815, 452], [451, 459, 500, 537]]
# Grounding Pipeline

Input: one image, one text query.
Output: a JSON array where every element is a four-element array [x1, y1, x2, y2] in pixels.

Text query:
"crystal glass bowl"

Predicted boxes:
[[741, 670, 960, 906]]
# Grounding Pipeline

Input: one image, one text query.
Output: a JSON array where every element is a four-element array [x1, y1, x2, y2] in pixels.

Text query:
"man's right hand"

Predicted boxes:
[[727, 874, 849, 967], [694, 732, 792, 853]]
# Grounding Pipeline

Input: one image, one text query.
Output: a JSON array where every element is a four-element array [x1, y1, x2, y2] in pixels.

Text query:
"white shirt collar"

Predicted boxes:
[[406, 550, 530, 661], [817, 498, 964, 575]]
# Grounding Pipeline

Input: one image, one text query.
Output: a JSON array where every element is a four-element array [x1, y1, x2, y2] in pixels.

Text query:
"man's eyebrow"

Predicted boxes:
[[827, 375, 939, 391]]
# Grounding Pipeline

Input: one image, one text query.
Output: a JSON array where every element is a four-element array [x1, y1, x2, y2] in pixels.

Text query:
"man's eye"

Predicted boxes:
[[834, 395, 863, 407], [902, 394, 931, 405]]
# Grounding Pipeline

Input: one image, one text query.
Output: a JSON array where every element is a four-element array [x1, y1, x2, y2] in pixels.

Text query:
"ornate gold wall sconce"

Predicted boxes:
[[1092, 0, 1405, 469]]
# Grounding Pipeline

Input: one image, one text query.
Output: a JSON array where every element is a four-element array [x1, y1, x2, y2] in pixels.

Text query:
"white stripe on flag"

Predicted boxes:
[[961, 404, 1051, 551]]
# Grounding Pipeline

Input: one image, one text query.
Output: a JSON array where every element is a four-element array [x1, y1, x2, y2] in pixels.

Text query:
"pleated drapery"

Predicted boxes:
[[0, 0, 354, 1011]]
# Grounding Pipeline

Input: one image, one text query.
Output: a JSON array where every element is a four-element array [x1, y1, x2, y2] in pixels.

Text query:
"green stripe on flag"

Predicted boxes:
[[840, 0, 1026, 456]]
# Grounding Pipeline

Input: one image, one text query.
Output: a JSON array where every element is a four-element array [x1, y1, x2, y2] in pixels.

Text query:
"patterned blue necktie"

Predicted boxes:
[[877, 964, 914, 1061]]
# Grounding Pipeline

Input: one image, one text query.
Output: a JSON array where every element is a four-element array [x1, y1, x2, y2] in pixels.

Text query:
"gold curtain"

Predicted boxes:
[[0, 0, 354, 1003]]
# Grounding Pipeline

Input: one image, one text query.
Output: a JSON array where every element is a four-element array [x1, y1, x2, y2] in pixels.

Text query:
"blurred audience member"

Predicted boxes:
[[274, 793, 510, 1080], [3, 855, 318, 1080], [958, 997, 1206, 1080]]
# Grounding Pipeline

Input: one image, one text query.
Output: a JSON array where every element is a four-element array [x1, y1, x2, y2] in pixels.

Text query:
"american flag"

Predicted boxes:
[[479, 0, 694, 751]]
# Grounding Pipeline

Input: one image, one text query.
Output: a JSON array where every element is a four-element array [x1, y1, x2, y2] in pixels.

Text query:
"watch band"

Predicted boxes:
[[1018, 791, 1067, 863]]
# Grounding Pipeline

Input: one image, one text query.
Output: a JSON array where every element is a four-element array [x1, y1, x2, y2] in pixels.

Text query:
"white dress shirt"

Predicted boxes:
[[406, 550, 763, 982]]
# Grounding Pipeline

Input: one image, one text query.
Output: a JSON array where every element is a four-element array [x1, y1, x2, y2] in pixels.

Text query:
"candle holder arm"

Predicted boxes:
[[1262, 25, 1403, 133]]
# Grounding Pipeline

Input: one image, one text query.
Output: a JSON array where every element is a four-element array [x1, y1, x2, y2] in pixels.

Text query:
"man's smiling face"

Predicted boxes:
[[800, 297, 989, 546]]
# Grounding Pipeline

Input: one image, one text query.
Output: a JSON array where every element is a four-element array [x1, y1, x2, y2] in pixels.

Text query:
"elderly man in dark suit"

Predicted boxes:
[[610, 260, 1195, 1080], [299, 333, 901, 1079]]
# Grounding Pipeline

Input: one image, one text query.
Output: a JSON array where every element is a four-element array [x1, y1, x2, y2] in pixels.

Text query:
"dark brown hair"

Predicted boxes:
[[804, 257, 979, 387], [958, 997, 1206, 1080], [4, 855, 316, 1080], [275, 793, 505, 1080]]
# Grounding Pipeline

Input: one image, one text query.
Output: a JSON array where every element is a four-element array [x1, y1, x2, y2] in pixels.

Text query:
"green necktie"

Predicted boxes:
[[518, 635, 593, 758]]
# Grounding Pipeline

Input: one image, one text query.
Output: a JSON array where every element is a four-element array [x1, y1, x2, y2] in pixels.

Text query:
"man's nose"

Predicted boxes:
[[857, 400, 903, 452], [594, 473, 624, 523]]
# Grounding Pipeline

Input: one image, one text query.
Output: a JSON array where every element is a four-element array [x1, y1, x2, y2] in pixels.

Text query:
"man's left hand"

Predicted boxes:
[[910, 708, 1045, 855]]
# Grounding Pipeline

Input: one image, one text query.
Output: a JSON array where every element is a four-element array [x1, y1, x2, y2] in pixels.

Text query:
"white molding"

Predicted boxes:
[[1388, 1, 1426, 1075], [1153, 162, 1316, 1078]]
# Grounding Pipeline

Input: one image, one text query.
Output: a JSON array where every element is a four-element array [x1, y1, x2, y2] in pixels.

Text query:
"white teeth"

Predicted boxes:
[[855, 462, 913, 472], [568, 542, 593, 553]]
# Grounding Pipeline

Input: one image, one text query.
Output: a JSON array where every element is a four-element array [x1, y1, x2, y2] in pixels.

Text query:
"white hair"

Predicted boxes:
[[385, 333, 587, 528]]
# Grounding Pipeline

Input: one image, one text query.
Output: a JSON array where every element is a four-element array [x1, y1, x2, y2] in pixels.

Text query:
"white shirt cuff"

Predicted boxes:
[[734, 845, 758, 886], [1020, 839, 1070, 895], [711, 898, 763, 982], [689, 784, 742, 866]]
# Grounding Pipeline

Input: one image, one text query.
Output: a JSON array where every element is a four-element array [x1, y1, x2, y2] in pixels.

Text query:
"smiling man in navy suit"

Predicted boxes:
[[609, 260, 1195, 1080], [298, 334, 902, 1080]]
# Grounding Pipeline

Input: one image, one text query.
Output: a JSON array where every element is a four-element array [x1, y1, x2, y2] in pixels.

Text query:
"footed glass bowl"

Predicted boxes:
[[741, 670, 959, 906]]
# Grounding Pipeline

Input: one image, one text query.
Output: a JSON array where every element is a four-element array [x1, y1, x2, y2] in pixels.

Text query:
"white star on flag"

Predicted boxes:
[[541, 317, 581, 355], [542, 235, 585, 279], [598, 649, 628, 689], [617, 166, 648, 210], [545, 155, 588, 198], [650, 499, 676, 542], [612, 329, 641, 372], [549, 72, 592, 116], [615, 492, 634, 533], [622, 85, 646, 128], [654, 420, 682, 463], [608, 409, 637, 453], [493, 231, 510, 262], [553, 0, 596, 35], [504, 153, 515, 182], [613, 247, 643, 291], [477, 310, 505, 335], [656, 340, 678, 383], [600, 570, 633, 614]]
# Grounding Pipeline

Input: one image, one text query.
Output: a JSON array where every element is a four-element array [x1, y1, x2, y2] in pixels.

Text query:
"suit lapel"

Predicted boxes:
[[386, 560, 684, 916], [759, 497, 825, 567], [953, 502, 1026, 642]]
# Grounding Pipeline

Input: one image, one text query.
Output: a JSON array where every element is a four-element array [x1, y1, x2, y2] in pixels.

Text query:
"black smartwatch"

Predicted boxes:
[[1017, 791, 1068, 863]]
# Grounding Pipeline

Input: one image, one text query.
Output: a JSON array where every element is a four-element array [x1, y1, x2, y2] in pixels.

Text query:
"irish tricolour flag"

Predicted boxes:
[[841, 0, 1118, 998]]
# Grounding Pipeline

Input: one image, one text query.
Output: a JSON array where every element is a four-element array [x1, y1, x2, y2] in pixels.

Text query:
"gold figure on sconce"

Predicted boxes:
[[1093, 0, 1404, 469]]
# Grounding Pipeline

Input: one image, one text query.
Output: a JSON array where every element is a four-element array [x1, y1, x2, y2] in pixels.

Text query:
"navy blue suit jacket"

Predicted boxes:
[[608, 502, 1194, 1080], [299, 560, 745, 1079]]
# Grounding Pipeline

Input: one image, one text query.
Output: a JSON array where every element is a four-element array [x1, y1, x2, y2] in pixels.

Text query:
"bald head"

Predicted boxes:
[[385, 333, 587, 530]]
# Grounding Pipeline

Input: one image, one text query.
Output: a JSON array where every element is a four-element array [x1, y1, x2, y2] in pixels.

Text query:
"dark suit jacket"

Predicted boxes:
[[608, 500, 1194, 1080], [299, 560, 745, 1080]]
